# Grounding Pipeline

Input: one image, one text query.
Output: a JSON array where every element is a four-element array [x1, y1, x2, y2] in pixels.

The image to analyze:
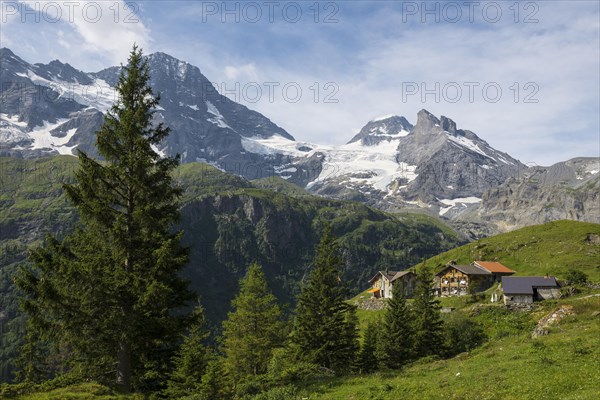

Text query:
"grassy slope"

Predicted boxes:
[[424, 220, 600, 282], [304, 295, 600, 400], [14, 296, 599, 399], [346, 221, 600, 399]]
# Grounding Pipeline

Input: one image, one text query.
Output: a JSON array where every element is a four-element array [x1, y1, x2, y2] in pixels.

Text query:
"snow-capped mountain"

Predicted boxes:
[[2, 48, 597, 232], [0, 48, 293, 168]]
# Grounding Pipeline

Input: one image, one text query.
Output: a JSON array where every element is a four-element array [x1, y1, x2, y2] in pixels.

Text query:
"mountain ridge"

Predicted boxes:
[[1, 47, 598, 235]]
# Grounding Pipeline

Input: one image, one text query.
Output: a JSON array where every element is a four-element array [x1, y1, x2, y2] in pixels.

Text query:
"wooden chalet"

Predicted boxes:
[[436, 260, 517, 297], [368, 270, 417, 299], [436, 262, 491, 296]]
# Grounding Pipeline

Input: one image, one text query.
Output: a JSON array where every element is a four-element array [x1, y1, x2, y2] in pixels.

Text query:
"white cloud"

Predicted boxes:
[[224, 63, 258, 81], [3, 1, 151, 69]]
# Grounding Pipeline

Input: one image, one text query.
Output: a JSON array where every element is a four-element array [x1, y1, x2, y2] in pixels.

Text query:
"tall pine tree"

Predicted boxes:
[[16, 45, 194, 392], [412, 263, 445, 358], [289, 225, 358, 374], [379, 280, 414, 369], [221, 263, 284, 392]]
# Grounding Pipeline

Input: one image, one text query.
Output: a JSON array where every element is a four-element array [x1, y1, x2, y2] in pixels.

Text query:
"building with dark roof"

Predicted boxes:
[[501, 276, 560, 305]]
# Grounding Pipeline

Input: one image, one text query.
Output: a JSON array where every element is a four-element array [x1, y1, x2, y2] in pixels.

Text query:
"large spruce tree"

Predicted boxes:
[[289, 225, 358, 373], [412, 263, 445, 358], [379, 280, 414, 369], [221, 263, 284, 393], [17, 45, 194, 392]]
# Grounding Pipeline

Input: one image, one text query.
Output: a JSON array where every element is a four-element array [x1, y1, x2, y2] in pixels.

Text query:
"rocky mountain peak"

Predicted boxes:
[[413, 109, 442, 135], [440, 115, 457, 134], [35, 59, 95, 85], [347, 115, 413, 145]]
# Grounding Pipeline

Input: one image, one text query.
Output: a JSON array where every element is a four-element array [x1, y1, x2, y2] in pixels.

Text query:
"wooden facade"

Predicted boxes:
[[436, 263, 492, 297], [436, 261, 516, 297]]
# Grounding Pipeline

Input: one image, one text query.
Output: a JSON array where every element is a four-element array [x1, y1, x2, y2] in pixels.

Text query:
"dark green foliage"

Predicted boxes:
[[221, 263, 284, 392], [196, 358, 229, 400], [164, 306, 210, 398], [379, 282, 414, 369], [357, 321, 380, 374], [442, 313, 487, 357], [266, 348, 325, 386], [0, 155, 465, 383], [290, 225, 359, 374], [412, 264, 445, 358], [564, 269, 588, 285], [15, 46, 194, 392]]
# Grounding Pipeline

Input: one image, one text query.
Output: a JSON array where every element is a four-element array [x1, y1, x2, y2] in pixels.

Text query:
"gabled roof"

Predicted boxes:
[[437, 264, 490, 276], [474, 261, 515, 274], [390, 270, 416, 282], [369, 270, 400, 284], [502, 276, 559, 295]]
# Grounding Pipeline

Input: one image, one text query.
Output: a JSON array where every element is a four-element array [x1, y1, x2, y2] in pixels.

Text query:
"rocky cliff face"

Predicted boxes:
[[0, 48, 294, 172], [473, 158, 600, 230], [393, 110, 525, 202]]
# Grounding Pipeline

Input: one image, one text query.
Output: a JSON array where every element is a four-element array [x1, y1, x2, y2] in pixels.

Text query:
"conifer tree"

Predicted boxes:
[[289, 225, 359, 374], [412, 263, 445, 358], [197, 358, 229, 400], [221, 263, 284, 391], [164, 306, 210, 398], [357, 321, 380, 374], [379, 281, 414, 369], [16, 45, 194, 392]]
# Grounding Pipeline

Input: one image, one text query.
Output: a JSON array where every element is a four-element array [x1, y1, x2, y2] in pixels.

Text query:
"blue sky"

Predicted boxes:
[[1, 0, 599, 165]]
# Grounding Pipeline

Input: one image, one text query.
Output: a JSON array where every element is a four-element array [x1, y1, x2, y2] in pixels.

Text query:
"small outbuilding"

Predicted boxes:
[[501, 276, 560, 305]]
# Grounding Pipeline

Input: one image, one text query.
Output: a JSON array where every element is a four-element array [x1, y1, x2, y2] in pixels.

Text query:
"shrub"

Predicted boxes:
[[443, 313, 487, 357], [248, 385, 299, 400], [564, 270, 588, 285]]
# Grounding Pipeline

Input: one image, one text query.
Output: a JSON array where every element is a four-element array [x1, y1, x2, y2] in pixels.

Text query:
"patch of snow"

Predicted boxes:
[[241, 134, 419, 192], [151, 144, 166, 158], [25, 69, 117, 113], [205, 101, 232, 129], [28, 119, 73, 152], [438, 197, 482, 216], [447, 134, 495, 160], [178, 61, 188, 79], [0, 113, 28, 128]]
